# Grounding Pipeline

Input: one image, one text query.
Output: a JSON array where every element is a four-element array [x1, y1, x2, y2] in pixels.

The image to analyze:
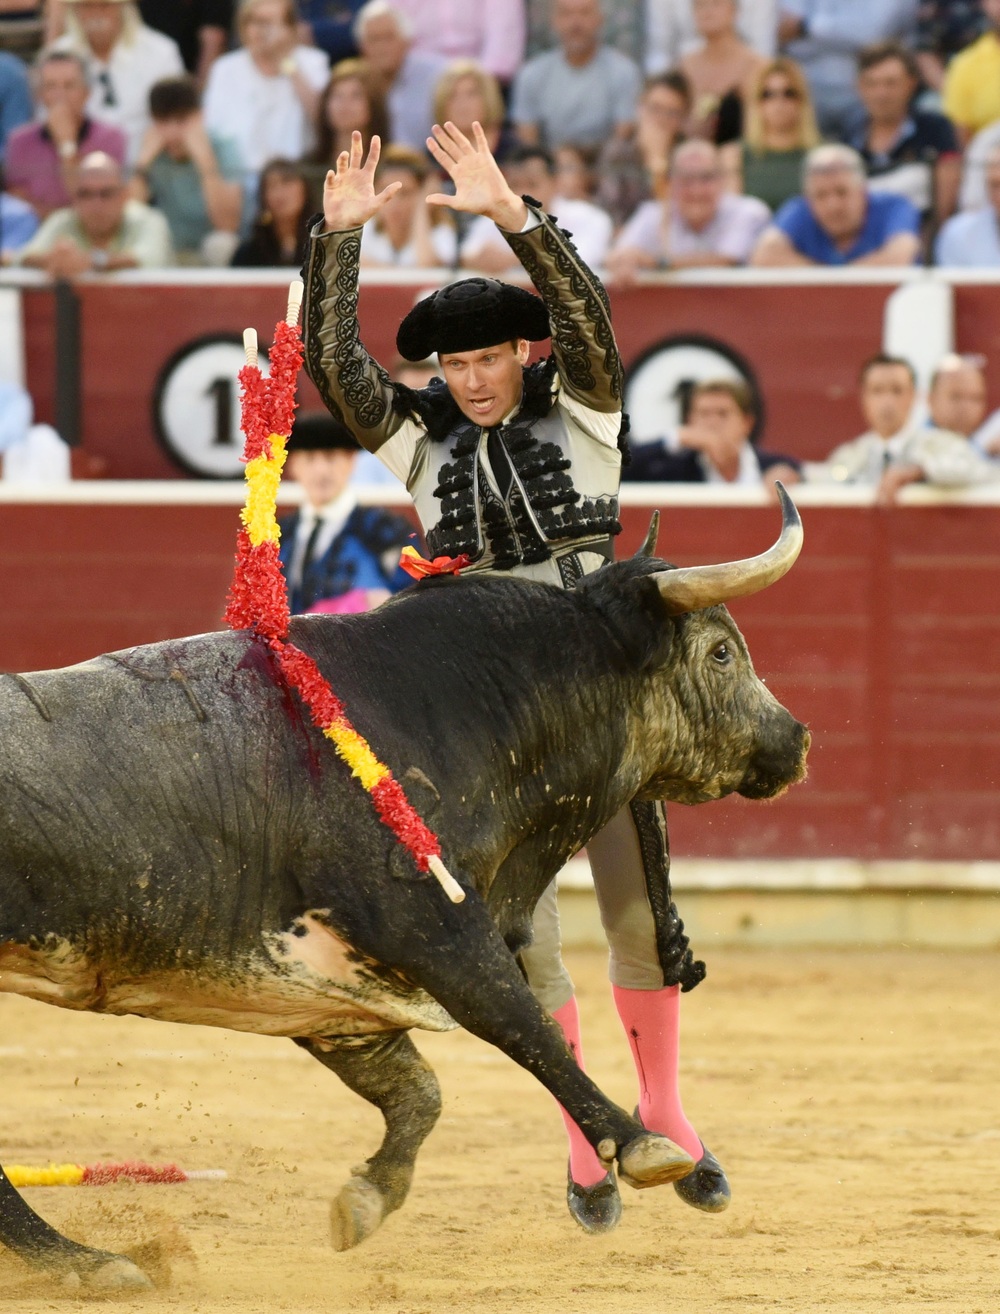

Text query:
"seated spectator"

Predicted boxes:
[[720, 55, 819, 212], [231, 156, 311, 266], [0, 48, 32, 155], [596, 71, 691, 230], [777, 0, 919, 140], [681, 0, 767, 143], [850, 41, 960, 229], [279, 413, 414, 615], [942, 0, 1000, 142], [52, 0, 184, 165], [957, 116, 1000, 211], [554, 143, 597, 201], [647, 0, 779, 72], [203, 0, 329, 181], [17, 149, 174, 273], [390, 0, 526, 85], [804, 353, 998, 501], [433, 59, 509, 157], [297, 0, 366, 63], [625, 377, 801, 487], [460, 144, 612, 272], [360, 145, 456, 267], [926, 352, 988, 437], [914, 0, 986, 93], [607, 139, 771, 281], [304, 58, 388, 204], [936, 145, 1000, 264], [0, 378, 70, 484], [354, 1, 445, 153], [751, 143, 921, 266], [0, 2, 46, 63], [5, 51, 126, 220], [510, 0, 643, 150], [129, 75, 242, 265], [0, 181, 40, 260], [137, 0, 233, 83]]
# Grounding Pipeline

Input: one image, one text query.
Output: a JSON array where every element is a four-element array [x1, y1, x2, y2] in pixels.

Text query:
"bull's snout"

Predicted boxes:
[[737, 716, 810, 800]]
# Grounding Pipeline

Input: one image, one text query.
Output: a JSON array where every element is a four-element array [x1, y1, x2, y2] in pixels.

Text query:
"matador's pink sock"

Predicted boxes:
[[551, 998, 608, 1188], [612, 984, 702, 1161]]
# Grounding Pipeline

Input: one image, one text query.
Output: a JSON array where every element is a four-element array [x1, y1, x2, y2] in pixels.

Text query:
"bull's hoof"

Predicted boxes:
[[566, 1165, 621, 1235], [330, 1174, 386, 1252], [56, 1253, 152, 1292], [617, 1133, 695, 1191], [674, 1144, 731, 1213]]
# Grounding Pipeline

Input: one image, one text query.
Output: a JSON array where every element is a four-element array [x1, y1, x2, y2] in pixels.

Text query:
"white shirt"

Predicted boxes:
[[645, 0, 778, 72], [462, 196, 613, 271], [203, 47, 329, 177], [54, 24, 184, 165], [288, 488, 357, 590], [361, 220, 458, 268]]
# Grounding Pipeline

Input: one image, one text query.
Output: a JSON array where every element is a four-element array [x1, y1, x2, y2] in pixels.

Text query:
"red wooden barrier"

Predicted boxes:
[[2, 495, 997, 862]]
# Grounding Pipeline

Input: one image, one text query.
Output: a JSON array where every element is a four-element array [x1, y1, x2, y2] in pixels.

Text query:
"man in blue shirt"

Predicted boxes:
[[936, 144, 1000, 266], [750, 142, 921, 265], [0, 50, 32, 159]]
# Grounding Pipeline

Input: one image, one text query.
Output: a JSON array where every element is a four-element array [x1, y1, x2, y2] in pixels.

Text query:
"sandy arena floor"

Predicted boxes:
[[0, 946, 997, 1313]]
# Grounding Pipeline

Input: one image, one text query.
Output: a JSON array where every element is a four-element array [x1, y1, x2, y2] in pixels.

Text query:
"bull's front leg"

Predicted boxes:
[[325, 888, 695, 1195], [294, 1030, 441, 1252], [0, 1165, 151, 1290]]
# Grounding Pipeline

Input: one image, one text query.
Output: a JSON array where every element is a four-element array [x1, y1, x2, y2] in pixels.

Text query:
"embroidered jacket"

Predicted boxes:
[[301, 202, 627, 584]]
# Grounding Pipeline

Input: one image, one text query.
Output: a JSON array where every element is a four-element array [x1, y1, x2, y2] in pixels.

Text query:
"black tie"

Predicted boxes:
[[487, 427, 514, 500], [300, 517, 323, 581]]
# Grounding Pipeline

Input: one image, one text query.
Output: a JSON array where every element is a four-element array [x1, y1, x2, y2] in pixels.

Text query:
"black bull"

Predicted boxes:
[[0, 499, 809, 1288]]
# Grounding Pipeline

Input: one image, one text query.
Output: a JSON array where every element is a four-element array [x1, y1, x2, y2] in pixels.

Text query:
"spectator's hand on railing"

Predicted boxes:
[[765, 466, 802, 500], [43, 239, 93, 280], [425, 121, 528, 233], [322, 133, 402, 233], [876, 462, 923, 505]]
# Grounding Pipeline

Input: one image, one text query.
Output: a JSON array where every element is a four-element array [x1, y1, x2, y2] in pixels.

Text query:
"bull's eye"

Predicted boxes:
[[712, 643, 731, 665]]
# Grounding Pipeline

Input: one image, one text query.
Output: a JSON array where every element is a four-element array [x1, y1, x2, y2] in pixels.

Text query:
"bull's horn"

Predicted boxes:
[[634, 510, 661, 558], [653, 483, 803, 615]]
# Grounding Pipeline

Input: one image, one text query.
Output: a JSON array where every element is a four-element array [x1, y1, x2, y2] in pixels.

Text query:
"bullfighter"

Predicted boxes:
[[301, 121, 729, 1232]]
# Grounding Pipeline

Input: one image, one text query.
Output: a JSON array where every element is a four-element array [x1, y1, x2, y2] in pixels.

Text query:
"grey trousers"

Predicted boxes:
[[519, 801, 704, 1013]]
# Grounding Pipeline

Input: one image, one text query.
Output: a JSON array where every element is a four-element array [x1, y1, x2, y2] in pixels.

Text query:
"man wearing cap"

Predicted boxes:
[[301, 123, 728, 1234], [280, 412, 415, 615]]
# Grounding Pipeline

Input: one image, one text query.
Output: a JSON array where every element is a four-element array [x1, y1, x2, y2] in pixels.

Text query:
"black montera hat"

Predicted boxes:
[[396, 278, 551, 361], [287, 413, 360, 453]]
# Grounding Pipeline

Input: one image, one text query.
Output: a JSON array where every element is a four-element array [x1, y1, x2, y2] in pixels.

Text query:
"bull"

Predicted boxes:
[[0, 493, 809, 1289]]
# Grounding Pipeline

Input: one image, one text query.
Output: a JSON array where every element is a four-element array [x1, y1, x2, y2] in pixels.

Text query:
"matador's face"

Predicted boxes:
[[438, 339, 531, 429]]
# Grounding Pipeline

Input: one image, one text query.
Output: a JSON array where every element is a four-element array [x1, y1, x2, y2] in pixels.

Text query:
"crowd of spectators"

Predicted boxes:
[[1, 2, 1000, 493], [3, 1, 1000, 274]]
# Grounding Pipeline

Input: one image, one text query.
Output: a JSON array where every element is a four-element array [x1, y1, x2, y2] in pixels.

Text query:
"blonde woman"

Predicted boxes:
[[720, 57, 820, 212], [433, 59, 506, 154]]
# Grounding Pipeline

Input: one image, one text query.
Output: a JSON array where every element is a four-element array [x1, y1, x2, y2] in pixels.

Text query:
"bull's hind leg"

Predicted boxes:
[[0, 1164, 151, 1290], [295, 1030, 441, 1252]]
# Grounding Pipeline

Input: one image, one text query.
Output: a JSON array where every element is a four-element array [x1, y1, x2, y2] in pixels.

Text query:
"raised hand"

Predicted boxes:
[[425, 121, 528, 232], [322, 132, 401, 233]]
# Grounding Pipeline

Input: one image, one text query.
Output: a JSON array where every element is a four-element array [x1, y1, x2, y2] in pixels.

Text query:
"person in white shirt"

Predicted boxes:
[[805, 353, 998, 501], [53, 0, 184, 165], [645, 0, 778, 72], [459, 144, 613, 273], [203, 0, 329, 181]]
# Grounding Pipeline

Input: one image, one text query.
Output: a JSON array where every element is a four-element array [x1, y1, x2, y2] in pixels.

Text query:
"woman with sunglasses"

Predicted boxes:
[[720, 57, 820, 212]]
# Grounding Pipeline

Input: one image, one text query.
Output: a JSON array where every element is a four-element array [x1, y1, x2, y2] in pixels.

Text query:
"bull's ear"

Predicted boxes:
[[634, 510, 660, 559]]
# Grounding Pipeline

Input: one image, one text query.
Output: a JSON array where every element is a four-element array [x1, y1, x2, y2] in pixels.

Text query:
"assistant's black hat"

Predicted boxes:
[[286, 413, 360, 453], [396, 278, 551, 361]]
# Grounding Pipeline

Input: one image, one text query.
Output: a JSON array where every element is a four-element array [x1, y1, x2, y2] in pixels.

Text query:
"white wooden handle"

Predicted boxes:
[[243, 327, 258, 367], [427, 854, 465, 904], [286, 280, 304, 327]]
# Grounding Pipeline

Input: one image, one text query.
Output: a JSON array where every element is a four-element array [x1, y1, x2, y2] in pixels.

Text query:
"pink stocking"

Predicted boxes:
[[551, 998, 608, 1187], [612, 984, 701, 1161]]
